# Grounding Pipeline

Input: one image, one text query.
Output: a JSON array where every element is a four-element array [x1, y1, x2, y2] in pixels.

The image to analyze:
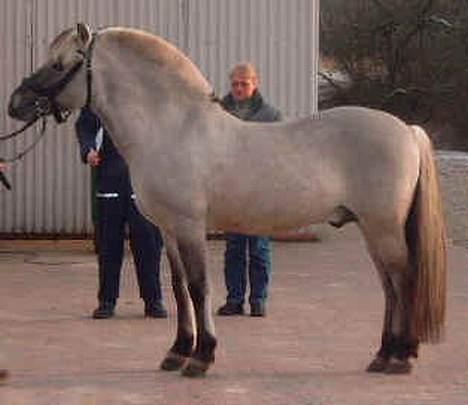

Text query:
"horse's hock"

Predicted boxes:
[[437, 151, 468, 247]]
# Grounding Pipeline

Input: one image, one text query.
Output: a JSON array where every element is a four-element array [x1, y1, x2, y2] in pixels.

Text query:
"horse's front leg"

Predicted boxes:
[[160, 234, 195, 372], [176, 229, 217, 377]]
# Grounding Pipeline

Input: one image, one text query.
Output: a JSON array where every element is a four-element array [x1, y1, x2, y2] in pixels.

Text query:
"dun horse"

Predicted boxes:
[[8, 24, 446, 377]]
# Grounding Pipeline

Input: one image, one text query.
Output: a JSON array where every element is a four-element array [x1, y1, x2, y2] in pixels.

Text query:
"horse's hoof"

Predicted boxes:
[[160, 352, 188, 372], [0, 369, 9, 383], [181, 358, 210, 378], [384, 358, 412, 375], [366, 356, 388, 373]]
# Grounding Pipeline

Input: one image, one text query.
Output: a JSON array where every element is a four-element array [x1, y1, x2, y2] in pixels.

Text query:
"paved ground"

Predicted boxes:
[[1, 225, 468, 404]]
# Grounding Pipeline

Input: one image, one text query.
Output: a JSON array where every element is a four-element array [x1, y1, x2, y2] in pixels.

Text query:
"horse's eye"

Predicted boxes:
[[51, 62, 64, 72]]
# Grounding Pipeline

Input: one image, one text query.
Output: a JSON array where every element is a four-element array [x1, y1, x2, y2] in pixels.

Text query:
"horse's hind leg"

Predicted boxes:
[[361, 222, 418, 374], [175, 228, 217, 377], [160, 234, 195, 372]]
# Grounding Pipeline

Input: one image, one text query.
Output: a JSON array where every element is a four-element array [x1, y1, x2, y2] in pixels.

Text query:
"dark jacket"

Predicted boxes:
[[75, 108, 130, 193], [221, 90, 282, 123]]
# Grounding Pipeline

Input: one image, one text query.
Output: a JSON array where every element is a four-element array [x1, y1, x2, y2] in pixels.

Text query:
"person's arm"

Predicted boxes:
[[75, 108, 101, 166]]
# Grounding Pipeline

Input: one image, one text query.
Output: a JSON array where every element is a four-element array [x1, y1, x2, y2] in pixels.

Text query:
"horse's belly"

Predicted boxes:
[[207, 196, 333, 235]]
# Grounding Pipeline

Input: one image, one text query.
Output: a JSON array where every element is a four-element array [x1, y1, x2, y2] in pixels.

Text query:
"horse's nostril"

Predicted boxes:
[[8, 101, 18, 118], [7, 92, 21, 118]]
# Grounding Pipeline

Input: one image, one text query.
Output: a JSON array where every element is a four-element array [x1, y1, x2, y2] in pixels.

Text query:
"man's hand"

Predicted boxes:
[[86, 149, 101, 167]]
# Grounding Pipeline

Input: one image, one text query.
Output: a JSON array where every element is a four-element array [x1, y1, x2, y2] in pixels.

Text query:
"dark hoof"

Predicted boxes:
[[0, 369, 9, 383], [384, 358, 412, 374], [160, 352, 188, 372], [366, 356, 389, 373], [181, 358, 210, 378]]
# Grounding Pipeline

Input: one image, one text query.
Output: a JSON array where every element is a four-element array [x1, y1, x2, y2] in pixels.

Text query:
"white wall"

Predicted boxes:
[[0, 0, 319, 235]]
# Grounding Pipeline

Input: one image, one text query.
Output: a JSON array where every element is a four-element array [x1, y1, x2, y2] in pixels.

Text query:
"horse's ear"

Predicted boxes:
[[76, 23, 91, 46]]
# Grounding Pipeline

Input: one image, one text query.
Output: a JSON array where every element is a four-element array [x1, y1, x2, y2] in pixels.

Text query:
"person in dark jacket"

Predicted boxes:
[[75, 108, 167, 319], [217, 63, 282, 317]]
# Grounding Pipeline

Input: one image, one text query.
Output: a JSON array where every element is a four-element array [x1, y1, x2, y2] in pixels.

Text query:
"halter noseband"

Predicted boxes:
[[0, 30, 98, 173], [19, 31, 97, 124]]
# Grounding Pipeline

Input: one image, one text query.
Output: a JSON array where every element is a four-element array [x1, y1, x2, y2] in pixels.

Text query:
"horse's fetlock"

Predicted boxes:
[[194, 333, 217, 364], [172, 334, 195, 357], [377, 334, 397, 358], [382, 335, 419, 361]]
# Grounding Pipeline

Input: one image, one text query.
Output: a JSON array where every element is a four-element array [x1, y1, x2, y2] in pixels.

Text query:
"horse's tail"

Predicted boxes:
[[406, 125, 447, 343]]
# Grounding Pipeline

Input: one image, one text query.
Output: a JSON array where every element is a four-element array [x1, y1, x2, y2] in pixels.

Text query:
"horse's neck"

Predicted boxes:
[[90, 34, 210, 162], [95, 31, 212, 97]]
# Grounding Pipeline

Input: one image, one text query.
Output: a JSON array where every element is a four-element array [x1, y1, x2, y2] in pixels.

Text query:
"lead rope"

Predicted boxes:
[[0, 117, 48, 190], [1, 117, 47, 163], [0, 30, 98, 190], [0, 116, 41, 141]]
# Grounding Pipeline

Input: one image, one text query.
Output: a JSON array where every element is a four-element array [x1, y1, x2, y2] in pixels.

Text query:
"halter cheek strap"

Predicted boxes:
[[0, 30, 98, 168], [78, 31, 98, 109]]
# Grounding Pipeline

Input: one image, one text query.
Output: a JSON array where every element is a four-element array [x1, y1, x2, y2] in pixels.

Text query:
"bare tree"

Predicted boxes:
[[320, 0, 468, 149]]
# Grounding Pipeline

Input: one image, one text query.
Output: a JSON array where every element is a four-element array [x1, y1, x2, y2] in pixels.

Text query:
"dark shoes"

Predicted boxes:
[[217, 302, 244, 316], [144, 301, 168, 318], [92, 302, 115, 319], [0, 369, 9, 382], [250, 302, 266, 317], [217, 302, 267, 317], [93, 301, 168, 319]]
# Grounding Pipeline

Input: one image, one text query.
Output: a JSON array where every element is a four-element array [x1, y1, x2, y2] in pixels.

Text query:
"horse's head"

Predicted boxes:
[[8, 23, 93, 123]]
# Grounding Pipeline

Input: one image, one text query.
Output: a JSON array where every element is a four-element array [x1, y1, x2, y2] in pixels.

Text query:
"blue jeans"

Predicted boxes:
[[223, 233, 272, 305]]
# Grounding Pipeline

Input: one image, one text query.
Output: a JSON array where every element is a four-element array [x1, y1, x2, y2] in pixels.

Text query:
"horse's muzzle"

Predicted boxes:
[[8, 87, 35, 122], [8, 86, 51, 122]]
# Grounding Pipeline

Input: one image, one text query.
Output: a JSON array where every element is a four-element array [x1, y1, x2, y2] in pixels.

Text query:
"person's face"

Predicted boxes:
[[230, 73, 257, 102]]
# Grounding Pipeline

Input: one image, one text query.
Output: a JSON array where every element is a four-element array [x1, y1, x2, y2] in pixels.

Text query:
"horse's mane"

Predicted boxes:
[[101, 27, 213, 96]]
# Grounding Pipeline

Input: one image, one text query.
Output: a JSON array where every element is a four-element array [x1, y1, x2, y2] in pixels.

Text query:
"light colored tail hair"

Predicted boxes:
[[407, 125, 447, 343]]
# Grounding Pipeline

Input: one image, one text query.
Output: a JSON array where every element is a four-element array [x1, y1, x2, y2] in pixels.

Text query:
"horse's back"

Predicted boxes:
[[206, 106, 420, 233]]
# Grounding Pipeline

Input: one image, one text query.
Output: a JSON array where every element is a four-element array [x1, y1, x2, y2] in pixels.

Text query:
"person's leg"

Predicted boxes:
[[248, 236, 272, 316], [128, 199, 167, 318], [217, 233, 247, 315], [93, 196, 126, 318]]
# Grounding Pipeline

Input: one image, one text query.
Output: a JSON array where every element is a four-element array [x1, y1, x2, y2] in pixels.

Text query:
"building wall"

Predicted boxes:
[[0, 0, 319, 235]]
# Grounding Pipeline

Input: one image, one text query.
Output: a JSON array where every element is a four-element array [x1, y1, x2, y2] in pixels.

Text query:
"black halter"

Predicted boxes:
[[78, 31, 97, 109], [18, 31, 97, 124], [0, 31, 97, 183], [2, 30, 97, 139]]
